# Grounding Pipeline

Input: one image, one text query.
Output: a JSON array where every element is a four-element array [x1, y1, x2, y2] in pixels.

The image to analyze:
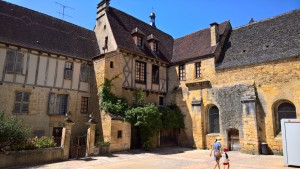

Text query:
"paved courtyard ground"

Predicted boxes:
[[23, 147, 298, 169]]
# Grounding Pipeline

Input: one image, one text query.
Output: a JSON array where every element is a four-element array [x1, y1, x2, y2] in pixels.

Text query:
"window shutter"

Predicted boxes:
[[21, 92, 30, 113], [5, 50, 15, 72], [48, 93, 55, 115], [15, 52, 24, 74], [14, 91, 23, 113]]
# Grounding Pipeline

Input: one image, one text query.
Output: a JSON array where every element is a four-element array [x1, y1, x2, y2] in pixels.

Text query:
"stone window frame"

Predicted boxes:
[[13, 91, 30, 114], [5, 49, 24, 74], [80, 97, 89, 114], [273, 100, 297, 135], [135, 61, 146, 84], [207, 105, 220, 134], [179, 64, 186, 81]]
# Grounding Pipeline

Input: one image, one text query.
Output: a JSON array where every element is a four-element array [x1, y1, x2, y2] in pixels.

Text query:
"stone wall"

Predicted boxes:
[[167, 56, 300, 154], [0, 148, 64, 168], [0, 83, 90, 138]]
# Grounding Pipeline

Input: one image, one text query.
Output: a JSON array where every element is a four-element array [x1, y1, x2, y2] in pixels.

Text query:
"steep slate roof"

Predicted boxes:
[[172, 21, 229, 63], [0, 1, 100, 61], [217, 9, 300, 69], [106, 7, 174, 62]]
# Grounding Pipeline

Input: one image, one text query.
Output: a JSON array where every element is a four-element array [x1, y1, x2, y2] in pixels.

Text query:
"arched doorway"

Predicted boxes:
[[228, 129, 240, 151], [276, 102, 296, 134]]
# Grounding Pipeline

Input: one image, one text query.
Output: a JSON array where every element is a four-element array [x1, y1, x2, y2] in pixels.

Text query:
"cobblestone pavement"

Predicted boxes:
[[23, 147, 297, 169]]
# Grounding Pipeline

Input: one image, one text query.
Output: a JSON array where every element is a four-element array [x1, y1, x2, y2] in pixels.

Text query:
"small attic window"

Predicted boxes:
[[153, 42, 158, 52], [147, 34, 159, 53], [131, 28, 145, 48], [137, 36, 143, 47]]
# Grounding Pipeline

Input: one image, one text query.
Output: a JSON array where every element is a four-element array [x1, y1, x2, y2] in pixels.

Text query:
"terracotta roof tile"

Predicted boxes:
[[172, 21, 229, 63], [217, 9, 300, 69], [0, 1, 100, 61], [107, 7, 174, 62]]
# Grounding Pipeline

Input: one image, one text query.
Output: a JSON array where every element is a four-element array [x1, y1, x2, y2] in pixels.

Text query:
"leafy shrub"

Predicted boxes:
[[33, 136, 56, 149], [0, 111, 30, 151], [96, 141, 110, 147], [126, 104, 162, 150], [160, 105, 185, 129]]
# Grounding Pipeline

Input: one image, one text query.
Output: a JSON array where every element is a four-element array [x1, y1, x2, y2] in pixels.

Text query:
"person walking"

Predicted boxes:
[[210, 137, 222, 169], [222, 148, 230, 169]]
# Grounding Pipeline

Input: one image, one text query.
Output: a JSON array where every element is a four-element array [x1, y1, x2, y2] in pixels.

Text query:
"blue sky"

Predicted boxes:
[[4, 0, 300, 39]]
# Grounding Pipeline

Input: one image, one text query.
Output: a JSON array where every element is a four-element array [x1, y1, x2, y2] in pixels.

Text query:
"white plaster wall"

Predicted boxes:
[[26, 54, 38, 85], [71, 62, 80, 90], [55, 60, 64, 88], [46, 58, 56, 87], [37, 56, 47, 86]]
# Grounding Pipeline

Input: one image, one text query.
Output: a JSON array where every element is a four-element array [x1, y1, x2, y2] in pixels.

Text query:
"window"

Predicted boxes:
[[137, 36, 143, 47], [5, 50, 24, 74], [80, 64, 89, 82], [14, 91, 30, 114], [80, 97, 89, 114], [110, 61, 114, 68], [195, 62, 201, 78], [48, 93, 68, 115], [103, 36, 108, 50], [179, 65, 185, 81], [135, 61, 146, 83], [153, 42, 158, 52], [159, 96, 164, 106], [64, 62, 73, 80], [209, 106, 220, 133], [152, 65, 159, 84], [276, 102, 296, 133], [117, 130, 123, 138]]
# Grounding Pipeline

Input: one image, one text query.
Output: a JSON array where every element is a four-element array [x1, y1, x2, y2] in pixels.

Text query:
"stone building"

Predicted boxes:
[[0, 0, 299, 155], [0, 1, 100, 145]]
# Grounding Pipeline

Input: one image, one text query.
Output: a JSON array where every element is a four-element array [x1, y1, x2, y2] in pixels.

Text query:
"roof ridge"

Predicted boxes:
[[1, 0, 94, 32], [175, 21, 230, 41], [109, 7, 173, 39], [233, 9, 300, 30]]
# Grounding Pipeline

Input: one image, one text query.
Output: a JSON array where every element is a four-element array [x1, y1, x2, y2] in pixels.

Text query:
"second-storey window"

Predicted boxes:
[[80, 64, 89, 82], [64, 62, 73, 80], [14, 91, 30, 114], [135, 61, 146, 83], [152, 65, 159, 84], [5, 50, 24, 74], [179, 64, 185, 81], [195, 62, 201, 78]]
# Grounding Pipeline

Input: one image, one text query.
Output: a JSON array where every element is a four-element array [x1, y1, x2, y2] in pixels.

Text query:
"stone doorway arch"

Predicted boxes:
[[228, 129, 240, 151]]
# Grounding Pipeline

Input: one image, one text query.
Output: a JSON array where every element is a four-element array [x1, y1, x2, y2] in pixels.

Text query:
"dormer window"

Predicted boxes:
[[137, 36, 143, 47], [147, 34, 159, 53], [131, 27, 145, 48]]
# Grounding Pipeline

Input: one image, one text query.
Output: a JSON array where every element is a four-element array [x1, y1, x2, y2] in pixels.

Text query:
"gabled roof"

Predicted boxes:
[[172, 21, 229, 63], [0, 1, 100, 61], [106, 7, 174, 62], [217, 9, 300, 69]]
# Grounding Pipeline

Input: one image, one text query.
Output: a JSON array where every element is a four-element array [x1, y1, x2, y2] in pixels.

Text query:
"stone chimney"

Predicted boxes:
[[210, 22, 219, 46], [97, 0, 110, 20]]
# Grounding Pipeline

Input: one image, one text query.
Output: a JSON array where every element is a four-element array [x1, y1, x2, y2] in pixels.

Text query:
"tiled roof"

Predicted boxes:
[[216, 9, 300, 69], [172, 21, 229, 63], [0, 1, 100, 61], [106, 7, 174, 62]]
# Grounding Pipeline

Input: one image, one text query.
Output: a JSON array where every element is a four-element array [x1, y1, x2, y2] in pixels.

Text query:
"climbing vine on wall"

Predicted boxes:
[[99, 76, 185, 150]]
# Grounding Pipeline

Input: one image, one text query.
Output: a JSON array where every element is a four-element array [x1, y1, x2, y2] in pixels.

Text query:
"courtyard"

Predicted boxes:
[[21, 147, 296, 169]]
